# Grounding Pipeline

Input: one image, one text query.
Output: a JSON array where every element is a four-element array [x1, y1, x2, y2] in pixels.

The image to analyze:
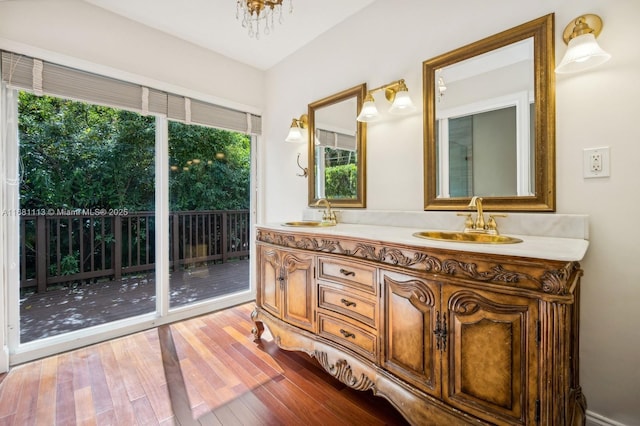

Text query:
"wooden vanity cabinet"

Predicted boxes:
[[316, 256, 379, 362], [443, 284, 538, 425], [381, 269, 441, 397], [257, 245, 315, 332], [253, 229, 586, 426], [382, 268, 539, 424]]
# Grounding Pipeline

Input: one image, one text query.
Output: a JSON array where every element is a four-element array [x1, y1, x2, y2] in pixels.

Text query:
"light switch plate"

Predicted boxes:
[[583, 147, 610, 178]]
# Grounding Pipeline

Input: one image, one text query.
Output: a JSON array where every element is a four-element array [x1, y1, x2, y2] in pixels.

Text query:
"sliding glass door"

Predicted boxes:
[[167, 122, 251, 309], [17, 92, 157, 343], [14, 92, 253, 345], [2, 50, 257, 364]]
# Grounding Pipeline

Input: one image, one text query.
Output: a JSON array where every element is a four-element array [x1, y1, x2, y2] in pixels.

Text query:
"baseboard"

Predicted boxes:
[[587, 410, 628, 426]]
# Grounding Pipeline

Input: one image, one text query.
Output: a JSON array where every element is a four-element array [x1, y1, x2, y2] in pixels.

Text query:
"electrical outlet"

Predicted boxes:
[[583, 147, 610, 178], [590, 152, 602, 172]]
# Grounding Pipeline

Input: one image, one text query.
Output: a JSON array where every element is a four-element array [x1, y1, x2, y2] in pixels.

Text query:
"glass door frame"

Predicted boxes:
[[2, 91, 256, 366]]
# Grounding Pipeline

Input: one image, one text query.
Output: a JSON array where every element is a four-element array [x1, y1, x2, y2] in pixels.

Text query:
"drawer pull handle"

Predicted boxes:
[[340, 298, 357, 308], [339, 268, 355, 277], [339, 329, 356, 339]]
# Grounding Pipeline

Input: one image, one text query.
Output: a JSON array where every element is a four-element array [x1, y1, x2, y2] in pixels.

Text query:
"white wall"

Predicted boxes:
[[264, 0, 640, 424], [0, 0, 265, 111]]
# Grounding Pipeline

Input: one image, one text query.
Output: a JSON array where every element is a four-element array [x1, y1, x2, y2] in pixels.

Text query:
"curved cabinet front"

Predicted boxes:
[[253, 227, 586, 426], [381, 269, 441, 398], [257, 245, 315, 333], [443, 286, 538, 425]]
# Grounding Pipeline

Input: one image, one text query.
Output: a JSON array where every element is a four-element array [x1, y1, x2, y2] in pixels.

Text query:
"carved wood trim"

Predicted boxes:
[[312, 351, 376, 392], [385, 276, 436, 308], [282, 251, 313, 274], [443, 261, 524, 283], [540, 262, 581, 296], [257, 228, 580, 296], [448, 290, 530, 315]]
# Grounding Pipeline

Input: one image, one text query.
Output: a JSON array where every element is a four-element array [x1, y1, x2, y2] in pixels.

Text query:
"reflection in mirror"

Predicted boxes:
[[423, 14, 555, 211], [314, 98, 357, 198], [308, 84, 366, 208], [436, 39, 534, 198]]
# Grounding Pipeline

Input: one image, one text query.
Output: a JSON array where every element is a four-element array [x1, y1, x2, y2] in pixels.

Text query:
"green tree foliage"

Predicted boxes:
[[19, 92, 155, 210], [321, 147, 357, 198], [169, 121, 250, 211], [18, 92, 251, 212], [324, 164, 358, 199]]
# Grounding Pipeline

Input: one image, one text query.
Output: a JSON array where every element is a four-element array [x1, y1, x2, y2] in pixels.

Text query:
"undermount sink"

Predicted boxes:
[[282, 221, 335, 228], [413, 231, 522, 244]]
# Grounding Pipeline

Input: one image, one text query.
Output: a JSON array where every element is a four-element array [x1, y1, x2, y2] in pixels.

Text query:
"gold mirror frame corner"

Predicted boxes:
[[422, 13, 556, 212], [308, 83, 367, 208]]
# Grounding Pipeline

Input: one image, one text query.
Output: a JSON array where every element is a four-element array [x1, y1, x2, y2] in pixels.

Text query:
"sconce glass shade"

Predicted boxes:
[[556, 14, 611, 74], [285, 114, 308, 143], [437, 77, 447, 95], [356, 97, 380, 122], [388, 90, 416, 114], [285, 125, 304, 142], [556, 33, 611, 73]]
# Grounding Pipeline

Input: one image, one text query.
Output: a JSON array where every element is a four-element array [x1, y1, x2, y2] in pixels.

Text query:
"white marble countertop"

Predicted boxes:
[[258, 222, 589, 262]]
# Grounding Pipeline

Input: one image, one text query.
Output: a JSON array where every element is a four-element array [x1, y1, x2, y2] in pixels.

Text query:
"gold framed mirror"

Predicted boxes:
[[308, 83, 367, 208], [423, 14, 555, 211]]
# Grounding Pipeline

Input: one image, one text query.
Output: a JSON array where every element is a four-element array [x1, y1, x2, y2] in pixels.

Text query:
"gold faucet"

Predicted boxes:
[[468, 196, 485, 230], [314, 198, 337, 225], [458, 196, 506, 235]]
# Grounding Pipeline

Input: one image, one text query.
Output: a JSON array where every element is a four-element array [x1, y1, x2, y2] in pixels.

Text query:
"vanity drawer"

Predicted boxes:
[[318, 284, 377, 328], [318, 313, 377, 362], [317, 257, 377, 294]]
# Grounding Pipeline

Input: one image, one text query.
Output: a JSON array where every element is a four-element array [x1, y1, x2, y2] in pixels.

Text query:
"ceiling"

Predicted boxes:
[[84, 0, 376, 70]]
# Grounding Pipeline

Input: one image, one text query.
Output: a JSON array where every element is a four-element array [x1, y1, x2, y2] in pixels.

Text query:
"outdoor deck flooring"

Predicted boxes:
[[20, 259, 250, 343]]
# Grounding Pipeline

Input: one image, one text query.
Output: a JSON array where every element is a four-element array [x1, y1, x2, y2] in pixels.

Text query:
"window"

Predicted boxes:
[[1, 50, 259, 363], [314, 129, 358, 199], [18, 92, 157, 342]]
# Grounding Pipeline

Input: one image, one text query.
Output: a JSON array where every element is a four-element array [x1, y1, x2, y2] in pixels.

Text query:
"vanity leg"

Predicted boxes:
[[251, 306, 264, 341]]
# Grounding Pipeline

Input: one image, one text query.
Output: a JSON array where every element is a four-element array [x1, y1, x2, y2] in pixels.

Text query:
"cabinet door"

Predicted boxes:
[[442, 285, 538, 425], [381, 269, 441, 397], [258, 245, 282, 318], [281, 250, 315, 332]]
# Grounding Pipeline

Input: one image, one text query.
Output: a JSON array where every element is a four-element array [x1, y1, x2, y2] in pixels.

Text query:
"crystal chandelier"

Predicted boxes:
[[236, 0, 293, 39]]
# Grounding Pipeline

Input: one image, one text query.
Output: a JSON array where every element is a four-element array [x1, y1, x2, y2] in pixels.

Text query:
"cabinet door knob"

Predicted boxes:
[[339, 329, 356, 339], [339, 268, 355, 277], [340, 298, 357, 308]]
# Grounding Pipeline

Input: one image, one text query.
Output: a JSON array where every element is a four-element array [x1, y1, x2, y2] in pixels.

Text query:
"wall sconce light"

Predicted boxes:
[[556, 14, 611, 74], [356, 79, 416, 122], [437, 76, 447, 101], [285, 114, 308, 143], [285, 113, 309, 177]]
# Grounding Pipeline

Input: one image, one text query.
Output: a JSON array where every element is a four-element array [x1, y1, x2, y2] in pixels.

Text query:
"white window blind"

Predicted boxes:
[[1, 50, 261, 134], [315, 128, 356, 151]]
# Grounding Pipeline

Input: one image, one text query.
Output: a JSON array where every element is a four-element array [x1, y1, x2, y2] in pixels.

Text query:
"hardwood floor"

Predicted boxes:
[[0, 303, 409, 425]]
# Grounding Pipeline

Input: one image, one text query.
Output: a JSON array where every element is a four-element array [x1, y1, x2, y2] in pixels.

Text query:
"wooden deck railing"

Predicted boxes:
[[19, 210, 250, 293]]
